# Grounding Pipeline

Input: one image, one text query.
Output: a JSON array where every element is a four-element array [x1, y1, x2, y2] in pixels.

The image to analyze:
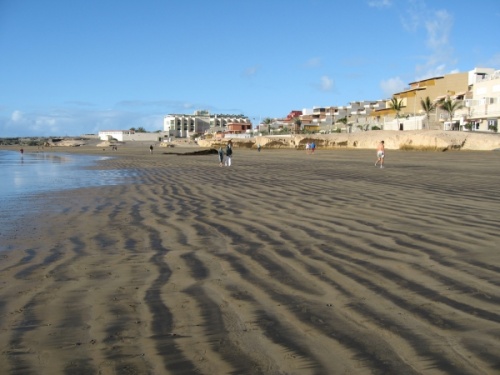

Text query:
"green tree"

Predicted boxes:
[[293, 118, 302, 134], [263, 117, 273, 134], [389, 97, 404, 120], [420, 96, 436, 130], [338, 116, 348, 125], [439, 98, 464, 125], [136, 127, 147, 133]]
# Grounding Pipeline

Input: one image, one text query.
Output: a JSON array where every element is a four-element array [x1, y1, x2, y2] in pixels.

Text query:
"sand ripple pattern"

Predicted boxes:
[[1, 149, 499, 374]]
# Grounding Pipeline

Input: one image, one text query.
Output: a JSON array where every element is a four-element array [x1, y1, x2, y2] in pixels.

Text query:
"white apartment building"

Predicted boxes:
[[98, 130, 134, 142], [463, 69, 500, 131], [302, 100, 387, 133], [163, 110, 252, 138]]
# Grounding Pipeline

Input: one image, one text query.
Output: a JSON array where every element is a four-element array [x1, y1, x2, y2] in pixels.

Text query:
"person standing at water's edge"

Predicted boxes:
[[149, 145, 154, 154], [375, 140, 385, 168], [225, 141, 233, 167]]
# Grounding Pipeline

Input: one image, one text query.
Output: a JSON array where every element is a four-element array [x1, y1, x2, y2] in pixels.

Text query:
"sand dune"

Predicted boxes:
[[1, 147, 500, 374]]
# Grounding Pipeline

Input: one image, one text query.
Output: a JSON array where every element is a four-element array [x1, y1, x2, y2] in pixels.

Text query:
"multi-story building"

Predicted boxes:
[[464, 69, 500, 131], [296, 68, 497, 133], [300, 100, 387, 133], [163, 110, 252, 138], [370, 71, 473, 131], [353, 67, 496, 132]]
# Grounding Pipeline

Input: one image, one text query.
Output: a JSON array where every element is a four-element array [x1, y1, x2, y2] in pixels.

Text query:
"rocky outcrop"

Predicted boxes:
[[47, 139, 88, 147], [197, 130, 500, 151]]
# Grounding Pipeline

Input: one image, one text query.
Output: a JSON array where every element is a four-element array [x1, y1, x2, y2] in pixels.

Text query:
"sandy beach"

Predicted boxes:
[[1, 144, 500, 374]]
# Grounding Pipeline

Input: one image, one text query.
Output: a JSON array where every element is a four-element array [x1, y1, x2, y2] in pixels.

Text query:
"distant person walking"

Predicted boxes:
[[149, 145, 154, 154], [311, 142, 316, 154], [305, 142, 310, 154], [375, 140, 385, 168], [225, 142, 233, 167], [218, 147, 224, 167]]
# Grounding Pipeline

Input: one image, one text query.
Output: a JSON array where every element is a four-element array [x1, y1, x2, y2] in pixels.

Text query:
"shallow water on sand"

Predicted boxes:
[[0, 150, 136, 245]]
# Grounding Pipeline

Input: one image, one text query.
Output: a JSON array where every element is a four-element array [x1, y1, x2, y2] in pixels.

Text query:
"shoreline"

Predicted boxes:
[[1, 147, 500, 373]]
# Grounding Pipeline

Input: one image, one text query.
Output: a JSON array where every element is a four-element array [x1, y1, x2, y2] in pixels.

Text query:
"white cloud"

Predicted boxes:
[[11, 110, 24, 122], [397, 2, 459, 81], [1, 106, 166, 137], [401, 0, 426, 32], [304, 57, 321, 68], [380, 77, 406, 98], [320, 76, 334, 91], [425, 10, 452, 50], [367, 0, 392, 8], [311, 76, 334, 92], [242, 65, 260, 77], [409, 7, 458, 81]]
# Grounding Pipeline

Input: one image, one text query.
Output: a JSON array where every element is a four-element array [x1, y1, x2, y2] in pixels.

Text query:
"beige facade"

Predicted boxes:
[[368, 68, 499, 132]]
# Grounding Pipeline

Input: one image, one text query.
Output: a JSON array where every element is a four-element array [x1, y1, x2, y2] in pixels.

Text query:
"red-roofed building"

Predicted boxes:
[[285, 110, 302, 121], [226, 122, 252, 134]]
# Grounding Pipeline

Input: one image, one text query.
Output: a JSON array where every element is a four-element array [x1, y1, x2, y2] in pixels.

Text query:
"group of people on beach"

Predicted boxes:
[[305, 142, 316, 154], [218, 141, 233, 167], [216, 140, 385, 168]]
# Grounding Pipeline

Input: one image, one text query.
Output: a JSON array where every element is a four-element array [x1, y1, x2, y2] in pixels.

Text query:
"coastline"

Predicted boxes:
[[1, 145, 500, 373]]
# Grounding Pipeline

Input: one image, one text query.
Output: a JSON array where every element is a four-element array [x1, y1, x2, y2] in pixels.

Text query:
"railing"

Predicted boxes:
[[476, 70, 500, 82]]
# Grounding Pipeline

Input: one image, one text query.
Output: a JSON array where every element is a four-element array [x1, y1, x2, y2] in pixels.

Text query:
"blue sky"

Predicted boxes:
[[1, 0, 499, 137]]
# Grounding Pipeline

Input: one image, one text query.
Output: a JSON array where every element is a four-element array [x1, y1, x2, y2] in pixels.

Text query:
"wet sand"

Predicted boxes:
[[1, 146, 500, 374]]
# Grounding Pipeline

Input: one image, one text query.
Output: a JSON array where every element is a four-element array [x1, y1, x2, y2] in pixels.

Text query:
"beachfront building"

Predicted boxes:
[[300, 101, 386, 133], [369, 68, 499, 132], [98, 130, 170, 142], [226, 122, 252, 134], [464, 69, 500, 132], [260, 111, 303, 134], [370, 71, 471, 131], [298, 67, 498, 133], [98, 130, 135, 142], [163, 110, 252, 138]]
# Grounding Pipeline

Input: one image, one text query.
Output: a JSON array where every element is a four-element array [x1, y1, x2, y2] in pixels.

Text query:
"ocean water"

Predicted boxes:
[[0, 150, 136, 246]]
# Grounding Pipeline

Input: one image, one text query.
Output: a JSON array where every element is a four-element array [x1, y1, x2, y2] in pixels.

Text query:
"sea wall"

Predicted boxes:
[[197, 130, 500, 151]]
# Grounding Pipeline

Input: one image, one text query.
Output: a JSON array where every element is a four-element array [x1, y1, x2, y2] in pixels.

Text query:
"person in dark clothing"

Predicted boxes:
[[225, 142, 233, 166], [218, 147, 224, 167]]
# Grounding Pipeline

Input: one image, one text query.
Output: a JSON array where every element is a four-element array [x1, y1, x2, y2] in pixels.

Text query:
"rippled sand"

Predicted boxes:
[[1, 147, 500, 374]]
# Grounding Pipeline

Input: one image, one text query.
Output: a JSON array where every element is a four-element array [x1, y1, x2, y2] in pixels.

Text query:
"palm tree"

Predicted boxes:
[[389, 97, 404, 120], [388, 97, 404, 130], [293, 118, 302, 134], [439, 98, 464, 130], [420, 96, 436, 130], [263, 117, 273, 134]]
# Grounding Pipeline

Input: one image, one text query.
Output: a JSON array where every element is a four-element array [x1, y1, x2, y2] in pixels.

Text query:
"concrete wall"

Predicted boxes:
[[122, 132, 170, 142]]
